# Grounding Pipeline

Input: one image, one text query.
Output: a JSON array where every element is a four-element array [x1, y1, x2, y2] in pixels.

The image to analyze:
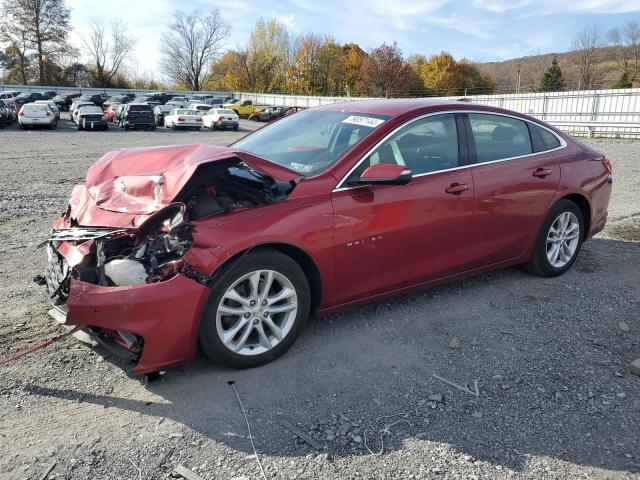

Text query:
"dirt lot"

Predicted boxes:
[[0, 116, 638, 480]]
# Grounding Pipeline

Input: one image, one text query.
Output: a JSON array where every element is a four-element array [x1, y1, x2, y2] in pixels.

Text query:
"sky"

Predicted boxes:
[[66, 0, 640, 80]]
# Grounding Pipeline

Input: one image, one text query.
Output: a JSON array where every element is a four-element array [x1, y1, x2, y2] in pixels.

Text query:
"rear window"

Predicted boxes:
[[23, 104, 48, 111], [468, 113, 533, 163], [217, 109, 235, 115]]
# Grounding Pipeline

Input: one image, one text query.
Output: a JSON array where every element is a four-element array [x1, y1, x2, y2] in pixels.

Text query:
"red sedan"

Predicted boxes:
[[44, 99, 612, 373]]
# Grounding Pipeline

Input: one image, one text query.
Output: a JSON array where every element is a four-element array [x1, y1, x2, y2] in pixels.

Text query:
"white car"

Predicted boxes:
[[34, 100, 60, 119], [201, 108, 239, 131], [166, 96, 189, 108], [187, 103, 214, 115], [18, 103, 57, 129], [163, 109, 203, 130], [71, 102, 95, 124]]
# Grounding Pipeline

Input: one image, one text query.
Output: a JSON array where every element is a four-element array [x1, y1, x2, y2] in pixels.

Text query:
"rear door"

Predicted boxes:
[[331, 113, 477, 304], [464, 112, 561, 266]]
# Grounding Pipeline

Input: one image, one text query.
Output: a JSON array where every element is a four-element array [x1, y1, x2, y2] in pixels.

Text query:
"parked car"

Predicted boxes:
[[77, 93, 109, 107], [3, 99, 18, 120], [119, 103, 156, 130], [14, 92, 45, 109], [52, 94, 74, 111], [189, 93, 215, 103], [166, 96, 189, 108], [201, 108, 239, 130], [153, 104, 173, 126], [71, 102, 96, 124], [163, 108, 203, 129], [18, 103, 57, 129], [138, 92, 172, 104], [187, 103, 214, 115], [222, 98, 269, 117], [102, 95, 130, 109], [34, 100, 60, 119], [77, 105, 108, 131], [42, 99, 613, 373], [0, 99, 13, 126], [247, 106, 273, 122], [40, 90, 57, 100], [0, 90, 21, 100]]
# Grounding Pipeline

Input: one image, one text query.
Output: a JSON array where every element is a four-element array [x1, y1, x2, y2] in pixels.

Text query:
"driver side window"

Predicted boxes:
[[347, 114, 459, 182]]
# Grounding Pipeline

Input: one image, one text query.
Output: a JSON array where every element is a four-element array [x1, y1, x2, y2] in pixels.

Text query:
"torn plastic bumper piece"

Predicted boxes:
[[53, 274, 209, 374]]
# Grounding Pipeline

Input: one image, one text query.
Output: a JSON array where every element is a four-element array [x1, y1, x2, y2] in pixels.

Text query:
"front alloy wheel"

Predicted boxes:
[[199, 249, 310, 368], [216, 270, 298, 355]]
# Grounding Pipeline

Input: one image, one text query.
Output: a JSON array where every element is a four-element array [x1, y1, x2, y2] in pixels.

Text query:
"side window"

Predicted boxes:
[[347, 114, 459, 182], [537, 126, 561, 150], [468, 114, 533, 163]]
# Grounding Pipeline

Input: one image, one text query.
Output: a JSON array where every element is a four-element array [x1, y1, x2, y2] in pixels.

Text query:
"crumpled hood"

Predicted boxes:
[[84, 144, 299, 215]]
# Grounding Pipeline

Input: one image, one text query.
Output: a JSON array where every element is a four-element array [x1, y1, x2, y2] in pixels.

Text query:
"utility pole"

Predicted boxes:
[[516, 65, 521, 95]]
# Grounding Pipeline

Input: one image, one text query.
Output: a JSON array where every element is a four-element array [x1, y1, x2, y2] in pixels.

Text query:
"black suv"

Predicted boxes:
[[14, 92, 44, 108], [119, 103, 156, 130]]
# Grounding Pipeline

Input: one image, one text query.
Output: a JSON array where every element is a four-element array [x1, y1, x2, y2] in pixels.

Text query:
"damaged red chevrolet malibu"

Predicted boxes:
[[43, 99, 612, 374]]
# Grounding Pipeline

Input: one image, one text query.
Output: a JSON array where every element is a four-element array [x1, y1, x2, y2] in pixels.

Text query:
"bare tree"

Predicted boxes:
[[572, 25, 602, 90], [1, 0, 71, 85], [159, 10, 229, 91], [82, 20, 136, 88], [608, 21, 640, 83]]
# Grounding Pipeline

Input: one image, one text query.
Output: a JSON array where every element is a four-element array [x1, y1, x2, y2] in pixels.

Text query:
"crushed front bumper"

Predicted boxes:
[[51, 274, 209, 374]]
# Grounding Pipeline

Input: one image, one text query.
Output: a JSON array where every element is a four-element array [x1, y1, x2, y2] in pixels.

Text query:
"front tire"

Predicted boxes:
[[198, 249, 310, 368], [524, 199, 584, 277]]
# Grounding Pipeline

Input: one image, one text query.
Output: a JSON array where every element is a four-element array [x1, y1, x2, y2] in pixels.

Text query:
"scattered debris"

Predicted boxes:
[[153, 448, 174, 469], [278, 416, 323, 450], [38, 460, 57, 480], [228, 381, 268, 480], [433, 374, 480, 397], [448, 336, 461, 349], [618, 321, 630, 332], [630, 358, 640, 376], [471, 411, 483, 419], [428, 394, 443, 403], [129, 459, 142, 480], [0, 325, 83, 366], [173, 464, 206, 480]]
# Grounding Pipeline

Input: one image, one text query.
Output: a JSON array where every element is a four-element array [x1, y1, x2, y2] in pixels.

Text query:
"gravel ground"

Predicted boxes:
[[0, 116, 638, 480]]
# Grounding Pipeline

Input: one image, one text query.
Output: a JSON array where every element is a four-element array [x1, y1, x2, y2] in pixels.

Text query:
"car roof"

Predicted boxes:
[[311, 98, 463, 116]]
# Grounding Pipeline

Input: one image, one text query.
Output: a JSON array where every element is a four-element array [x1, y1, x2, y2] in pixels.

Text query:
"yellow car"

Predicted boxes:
[[223, 99, 269, 117]]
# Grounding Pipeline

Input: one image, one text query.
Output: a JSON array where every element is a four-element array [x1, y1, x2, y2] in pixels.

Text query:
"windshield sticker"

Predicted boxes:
[[341, 115, 385, 128]]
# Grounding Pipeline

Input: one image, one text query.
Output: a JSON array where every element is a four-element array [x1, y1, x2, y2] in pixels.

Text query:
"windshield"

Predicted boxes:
[[233, 110, 389, 174]]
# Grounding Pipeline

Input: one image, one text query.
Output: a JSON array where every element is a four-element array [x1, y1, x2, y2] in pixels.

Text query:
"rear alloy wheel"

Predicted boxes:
[[199, 250, 310, 368], [524, 199, 584, 277]]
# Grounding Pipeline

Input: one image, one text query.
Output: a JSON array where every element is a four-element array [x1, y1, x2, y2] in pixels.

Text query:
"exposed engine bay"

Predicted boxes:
[[44, 160, 294, 305]]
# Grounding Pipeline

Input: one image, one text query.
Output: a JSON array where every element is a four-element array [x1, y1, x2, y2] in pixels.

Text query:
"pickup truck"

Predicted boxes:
[[222, 99, 269, 117]]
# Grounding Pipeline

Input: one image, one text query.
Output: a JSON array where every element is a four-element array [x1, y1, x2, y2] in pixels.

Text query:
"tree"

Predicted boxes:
[[608, 21, 640, 86], [342, 43, 366, 95], [410, 52, 494, 96], [572, 25, 602, 90], [2, 35, 31, 84], [243, 17, 290, 92], [539, 57, 565, 92], [612, 71, 633, 88], [1, 0, 71, 84], [159, 9, 229, 91], [82, 20, 136, 88], [358, 42, 416, 97]]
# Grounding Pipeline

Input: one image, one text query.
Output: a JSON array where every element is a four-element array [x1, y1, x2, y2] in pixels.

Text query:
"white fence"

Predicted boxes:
[[2, 83, 640, 137], [235, 88, 640, 138]]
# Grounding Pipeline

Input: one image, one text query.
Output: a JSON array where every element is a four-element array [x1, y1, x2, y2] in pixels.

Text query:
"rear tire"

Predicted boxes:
[[524, 199, 584, 277], [198, 249, 310, 368]]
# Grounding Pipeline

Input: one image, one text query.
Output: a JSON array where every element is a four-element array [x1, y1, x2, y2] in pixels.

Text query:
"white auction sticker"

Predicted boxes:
[[342, 115, 385, 128]]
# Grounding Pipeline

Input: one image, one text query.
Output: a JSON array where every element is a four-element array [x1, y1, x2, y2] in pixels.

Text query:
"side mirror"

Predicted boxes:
[[357, 163, 412, 186]]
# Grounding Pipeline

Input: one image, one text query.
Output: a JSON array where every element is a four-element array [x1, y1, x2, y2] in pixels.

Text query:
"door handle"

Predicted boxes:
[[533, 168, 552, 178], [445, 183, 470, 194]]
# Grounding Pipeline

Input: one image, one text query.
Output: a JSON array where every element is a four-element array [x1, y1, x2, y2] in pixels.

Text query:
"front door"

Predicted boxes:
[[331, 113, 476, 305]]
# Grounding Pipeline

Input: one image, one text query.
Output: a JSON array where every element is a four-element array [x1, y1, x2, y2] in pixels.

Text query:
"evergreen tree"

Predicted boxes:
[[539, 57, 565, 92], [612, 71, 633, 89]]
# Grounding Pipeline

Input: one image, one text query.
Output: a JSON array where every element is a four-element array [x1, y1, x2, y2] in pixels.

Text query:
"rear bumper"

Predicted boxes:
[[81, 120, 108, 130], [214, 120, 239, 129], [20, 118, 54, 125], [57, 274, 209, 374]]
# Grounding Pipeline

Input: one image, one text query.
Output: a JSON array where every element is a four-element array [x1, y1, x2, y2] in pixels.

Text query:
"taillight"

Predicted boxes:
[[46, 111, 51, 117], [101, 115, 107, 121], [602, 157, 612, 174], [177, 116, 185, 121], [196, 117, 202, 122], [18, 111, 24, 116]]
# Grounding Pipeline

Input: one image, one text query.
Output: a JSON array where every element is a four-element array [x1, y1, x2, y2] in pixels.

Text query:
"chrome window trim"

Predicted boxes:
[[332, 110, 567, 192]]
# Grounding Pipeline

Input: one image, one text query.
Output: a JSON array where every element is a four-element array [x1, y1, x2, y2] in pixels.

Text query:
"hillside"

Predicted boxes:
[[478, 46, 626, 94]]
